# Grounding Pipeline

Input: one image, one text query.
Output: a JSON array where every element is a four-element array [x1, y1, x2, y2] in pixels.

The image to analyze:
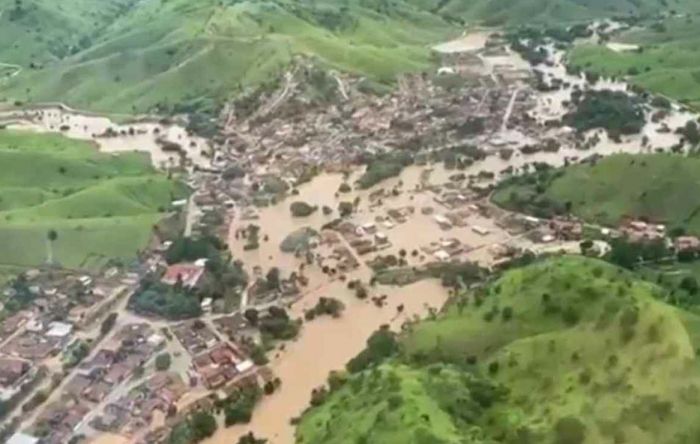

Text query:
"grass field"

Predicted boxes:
[[493, 153, 700, 234], [570, 15, 700, 109], [298, 256, 700, 443], [0, 129, 187, 271]]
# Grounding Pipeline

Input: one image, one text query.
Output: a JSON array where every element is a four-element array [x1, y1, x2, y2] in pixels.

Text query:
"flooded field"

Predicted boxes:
[[432, 30, 492, 53], [0, 106, 212, 169]]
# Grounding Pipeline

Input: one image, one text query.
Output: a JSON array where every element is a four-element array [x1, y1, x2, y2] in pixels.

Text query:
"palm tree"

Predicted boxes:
[[46, 229, 58, 264]]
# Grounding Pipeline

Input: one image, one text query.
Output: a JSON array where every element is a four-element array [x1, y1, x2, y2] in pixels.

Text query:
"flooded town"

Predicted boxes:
[[0, 21, 698, 444]]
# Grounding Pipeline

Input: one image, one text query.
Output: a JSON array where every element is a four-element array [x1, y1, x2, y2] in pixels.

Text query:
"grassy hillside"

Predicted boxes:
[[298, 256, 700, 444], [4, 0, 698, 115], [0, 0, 454, 114], [0, 130, 187, 270], [570, 15, 700, 109], [492, 154, 700, 234], [414, 0, 699, 25]]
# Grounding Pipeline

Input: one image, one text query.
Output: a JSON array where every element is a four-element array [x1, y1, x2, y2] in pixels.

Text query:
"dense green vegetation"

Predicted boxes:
[[168, 411, 218, 444], [0, 130, 186, 270], [493, 153, 700, 234], [298, 256, 700, 444], [357, 151, 413, 189], [564, 90, 645, 137], [570, 15, 700, 109], [130, 279, 202, 319]]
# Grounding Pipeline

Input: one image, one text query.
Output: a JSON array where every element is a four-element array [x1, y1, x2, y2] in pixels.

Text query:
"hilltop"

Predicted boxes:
[[0, 129, 186, 277], [492, 153, 700, 235], [297, 256, 700, 444]]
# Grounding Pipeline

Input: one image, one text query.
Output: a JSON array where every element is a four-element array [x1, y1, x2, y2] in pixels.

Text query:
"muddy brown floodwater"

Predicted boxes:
[[203, 279, 445, 444], [0, 106, 212, 169]]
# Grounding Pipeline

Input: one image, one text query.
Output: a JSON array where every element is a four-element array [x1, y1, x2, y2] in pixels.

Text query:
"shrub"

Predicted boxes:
[[554, 416, 586, 444], [155, 353, 172, 371], [502, 306, 514, 321], [290, 201, 317, 217]]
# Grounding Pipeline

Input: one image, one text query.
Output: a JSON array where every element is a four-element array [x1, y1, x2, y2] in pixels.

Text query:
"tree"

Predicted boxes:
[[338, 201, 354, 217], [680, 276, 699, 295], [244, 308, 259, 326], [100, 313, 118, 336], [46, 229, 58, 264], [266, 267, 280, 291], [155, 353, 172, 371], [238, 432, 268, 444], [290, 201, 317, 217], [190, 411, 217, 441]]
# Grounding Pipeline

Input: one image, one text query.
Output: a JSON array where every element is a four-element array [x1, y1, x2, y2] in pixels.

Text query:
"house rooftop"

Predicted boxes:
[[161, 263, 205, 288]]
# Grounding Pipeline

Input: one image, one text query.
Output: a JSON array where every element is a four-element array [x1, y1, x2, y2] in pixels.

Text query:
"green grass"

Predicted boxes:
[[0, 129, 187, 270], [411, 0, 700, 25], [299, 256, 700, 443], [0, 0, 455, 114], [3, 1, 699, 114], [493, 153, 700, 234], [570, 16, 700, 109]]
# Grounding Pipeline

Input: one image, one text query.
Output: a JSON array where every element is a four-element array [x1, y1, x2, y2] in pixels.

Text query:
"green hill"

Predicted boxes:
[[570, 15, 700, 109], [414, 0, 699, 26], [492, 154, 700, 234], [0, 0, 455, 115], [0, 130, 187, 271], [297, 256, 700, 444], [3, 0, 698, 116]]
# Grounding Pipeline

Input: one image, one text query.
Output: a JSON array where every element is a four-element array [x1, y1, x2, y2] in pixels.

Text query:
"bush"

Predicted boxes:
[[338, 201, 354, 217], [290, 201, 317, 217], [502, 306, 514, 321], [190, 411, 217, 441], [100, 313, 118, 336], [155, 353, 172, 371], [487, 361, 500, 375], [554, 416, 586, 444], [346, 327, 397, 373]]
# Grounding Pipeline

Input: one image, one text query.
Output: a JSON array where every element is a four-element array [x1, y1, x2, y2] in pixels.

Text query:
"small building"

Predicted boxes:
[[0, 357, 30, 387], [46, 321, 73, 339], [434, 214, 452, 229], [434, 250, 450, 262], [201, 297, 213, 313], [375, 233, 389, 244], [161, 263, 206, 289], [7, 432, 40, 444], [471, 225, 490, 236], [675, 236, 700, 253]]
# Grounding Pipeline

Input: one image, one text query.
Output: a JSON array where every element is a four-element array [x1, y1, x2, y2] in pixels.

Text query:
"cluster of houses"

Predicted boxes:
[[172, 320, 255, 390], [90, 372, 187, 436], [31, 324, 165, 443]]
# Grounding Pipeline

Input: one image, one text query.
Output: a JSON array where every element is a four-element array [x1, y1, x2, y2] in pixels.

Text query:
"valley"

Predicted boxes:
[[1, 3, 700, 444]]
